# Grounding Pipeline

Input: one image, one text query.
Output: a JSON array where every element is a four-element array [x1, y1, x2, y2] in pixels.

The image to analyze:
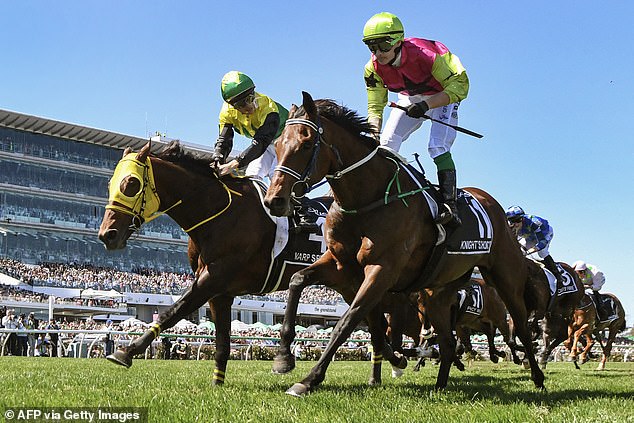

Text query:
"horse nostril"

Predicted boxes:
[[102, 229, 118, 242]]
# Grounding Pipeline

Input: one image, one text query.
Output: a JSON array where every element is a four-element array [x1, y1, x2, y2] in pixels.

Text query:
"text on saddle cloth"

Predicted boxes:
[[542, 263, 578, 297], [445, 190, 493, 255], [457, 282, 484, 316], [251, 179, 332, 293]]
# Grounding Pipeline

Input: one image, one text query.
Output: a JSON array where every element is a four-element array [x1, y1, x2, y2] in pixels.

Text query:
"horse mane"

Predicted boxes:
[[291, 99, 379, 148], [155, 141, 214, 177]]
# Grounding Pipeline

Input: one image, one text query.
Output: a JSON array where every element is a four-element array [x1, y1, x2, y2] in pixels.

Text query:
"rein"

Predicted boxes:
[[276, 118, 427, 214], [107, 155, 242, 234]]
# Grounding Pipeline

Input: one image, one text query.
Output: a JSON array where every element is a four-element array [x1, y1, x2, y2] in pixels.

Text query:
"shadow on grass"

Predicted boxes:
[[278, 371, 634, 404]]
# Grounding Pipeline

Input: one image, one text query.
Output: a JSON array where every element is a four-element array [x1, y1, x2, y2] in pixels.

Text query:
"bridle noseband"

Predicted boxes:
[[274, 117, 325, 199]]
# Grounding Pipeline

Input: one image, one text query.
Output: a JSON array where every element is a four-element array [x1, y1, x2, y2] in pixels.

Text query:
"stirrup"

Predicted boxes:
[[434, 203, 461, 226]]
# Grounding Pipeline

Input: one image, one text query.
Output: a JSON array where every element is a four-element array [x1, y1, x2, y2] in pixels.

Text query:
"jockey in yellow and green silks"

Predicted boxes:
[[212, 71, 288, 180], [362, 12, 469, 227]]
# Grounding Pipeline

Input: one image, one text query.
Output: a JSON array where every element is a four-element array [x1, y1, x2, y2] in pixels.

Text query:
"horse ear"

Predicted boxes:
[[137, 140, 152, 162], [289, 104, 298, 115], [122, 147, 132, 158], [301, 91, 317, 117]]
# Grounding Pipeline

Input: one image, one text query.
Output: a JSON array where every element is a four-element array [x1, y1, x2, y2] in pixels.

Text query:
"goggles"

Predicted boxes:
[[231, 93, 255, 109], [366, 39, 396, 53]]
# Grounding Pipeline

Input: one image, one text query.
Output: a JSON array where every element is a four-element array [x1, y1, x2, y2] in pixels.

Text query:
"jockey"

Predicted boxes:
[[506, 206, 563, 289], [362, 12, 469, 227], [572, 261, 607, 320], [212, 71, 318, 233]]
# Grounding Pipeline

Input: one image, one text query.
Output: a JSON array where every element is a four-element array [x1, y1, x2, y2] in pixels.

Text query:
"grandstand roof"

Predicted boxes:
[[0, 108, 212, 156]]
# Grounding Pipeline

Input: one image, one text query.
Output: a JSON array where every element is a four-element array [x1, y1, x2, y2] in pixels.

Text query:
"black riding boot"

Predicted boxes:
[[542, 255, 562, 313], [294, 205, 320, 234], [435, 169, 461, 227], [592, 290, 606, 321]]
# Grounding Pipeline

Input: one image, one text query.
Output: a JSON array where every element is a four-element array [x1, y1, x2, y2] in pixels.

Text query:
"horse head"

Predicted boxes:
[[265, 91, 332, 217], [98, 141, 159, 250]]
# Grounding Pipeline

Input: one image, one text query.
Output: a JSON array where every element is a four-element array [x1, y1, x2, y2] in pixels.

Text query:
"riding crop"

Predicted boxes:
[[388, 102, 483, 139]]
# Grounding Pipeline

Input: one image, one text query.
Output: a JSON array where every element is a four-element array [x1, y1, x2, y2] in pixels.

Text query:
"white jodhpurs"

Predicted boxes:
[[380, 93, 459, 159], [245, 143, 277, 181]]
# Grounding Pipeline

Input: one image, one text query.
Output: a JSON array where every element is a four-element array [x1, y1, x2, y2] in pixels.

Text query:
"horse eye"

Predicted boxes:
[[302, 140, 313, 150], [120, 176, 142, 197]]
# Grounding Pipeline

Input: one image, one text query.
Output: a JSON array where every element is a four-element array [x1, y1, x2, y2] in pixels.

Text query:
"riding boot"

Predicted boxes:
[[592, 290, 606, 321], [435, 169, 461, 227], [294, 204, 320, 234], [542, 255, 562, 313]]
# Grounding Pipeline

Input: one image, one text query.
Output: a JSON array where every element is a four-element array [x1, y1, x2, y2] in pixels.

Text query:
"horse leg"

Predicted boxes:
[[286, 264, 396, 397], [596, 329, 613, 371], [481, 268, 545, 389], [273, 251, 355, 374], [580, 333, 594, 364], [208, 295, 232, 385], [428, 294, 460, 389], [107, 269, 216, 367], [483, 324, 502, 364], [537, 315, 568, 369]]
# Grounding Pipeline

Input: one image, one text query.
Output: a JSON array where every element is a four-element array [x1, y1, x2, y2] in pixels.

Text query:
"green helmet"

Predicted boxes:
[[362, 12, 405, 45], [220, 71, 255, 103]]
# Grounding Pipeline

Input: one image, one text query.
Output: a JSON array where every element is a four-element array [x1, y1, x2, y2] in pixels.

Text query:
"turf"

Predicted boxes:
[[2, 358, 633, 422]]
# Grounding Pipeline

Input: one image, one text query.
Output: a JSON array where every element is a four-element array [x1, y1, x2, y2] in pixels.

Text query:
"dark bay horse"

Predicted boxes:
[[97, 141, 409, 385], [522, 259, 584, 367], [264, 92, 545, 395], [418, 279, 522, 366], [564, 292, 626, 370]]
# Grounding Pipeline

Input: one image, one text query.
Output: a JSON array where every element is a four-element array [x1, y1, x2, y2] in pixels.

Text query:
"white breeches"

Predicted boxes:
[[245, 143, 277, 181], [380, 93, 459, 158]]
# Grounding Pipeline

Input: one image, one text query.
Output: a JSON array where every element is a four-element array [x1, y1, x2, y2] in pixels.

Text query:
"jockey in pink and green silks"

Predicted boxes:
[[362, 12, 469, 227]]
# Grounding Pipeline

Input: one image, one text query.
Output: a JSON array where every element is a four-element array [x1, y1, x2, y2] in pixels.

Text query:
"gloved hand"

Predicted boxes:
[[525, 247, 537, 255], [405, 101, 429, 119], [210, 152, 224, 170]]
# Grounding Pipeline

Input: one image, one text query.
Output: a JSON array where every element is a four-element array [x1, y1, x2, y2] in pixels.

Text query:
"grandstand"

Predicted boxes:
[[0, 108, 345, 327]]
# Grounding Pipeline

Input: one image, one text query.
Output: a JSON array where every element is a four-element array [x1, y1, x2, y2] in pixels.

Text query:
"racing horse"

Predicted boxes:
[[264, 92, 545, 395], [416, 277, 523, 368], [521, 259, 584, 367], [564, 292, 626, 370], [98, 140, 409, 385]]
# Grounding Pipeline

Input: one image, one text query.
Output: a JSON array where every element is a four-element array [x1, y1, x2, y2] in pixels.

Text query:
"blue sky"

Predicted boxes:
[[2, 1, 633, 321]]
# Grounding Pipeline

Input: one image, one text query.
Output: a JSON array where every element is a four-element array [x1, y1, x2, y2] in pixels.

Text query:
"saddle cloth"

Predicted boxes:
[[587, 291, 620, 323], [457, 282, 484, 316], [540, 263, 578, 297], [381, 149, 493, 255], [251, 179, 331, 293]]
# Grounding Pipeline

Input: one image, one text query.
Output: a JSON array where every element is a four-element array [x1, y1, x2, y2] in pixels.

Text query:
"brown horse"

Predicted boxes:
[[419, 279, 523, 366], [264, 92, 545, 395], [97, 140, 411, 385], [564, 292, 626, 370], [522, 259, 585, 367]]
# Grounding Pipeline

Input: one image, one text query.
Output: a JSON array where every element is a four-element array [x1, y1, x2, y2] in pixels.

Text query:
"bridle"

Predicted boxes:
[[274, 117, 378, 199], [106, 154, 242, 234]]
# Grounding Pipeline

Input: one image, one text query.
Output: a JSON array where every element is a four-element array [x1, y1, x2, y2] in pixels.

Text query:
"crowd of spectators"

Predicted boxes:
[[0, 258, 346, 303]]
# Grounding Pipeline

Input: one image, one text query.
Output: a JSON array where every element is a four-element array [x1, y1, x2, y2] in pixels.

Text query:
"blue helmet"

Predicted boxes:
[[506, 205, 525, 223]]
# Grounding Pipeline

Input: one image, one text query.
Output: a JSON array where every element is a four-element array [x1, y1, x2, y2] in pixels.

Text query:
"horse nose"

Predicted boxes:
[[99, 229, 119, 248], [265, 196, 291, 217]]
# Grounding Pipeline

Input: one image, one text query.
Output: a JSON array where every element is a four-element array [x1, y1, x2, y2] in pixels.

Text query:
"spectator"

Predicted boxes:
[[25, 313, 38, 357], [2, 310, 18, 355], [16, 314, 28, 356], [46, 319, 60, 357]]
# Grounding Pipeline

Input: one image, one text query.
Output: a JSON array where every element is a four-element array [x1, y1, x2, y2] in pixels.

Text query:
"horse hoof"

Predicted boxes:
[[286, 383, 309, 397], [490, 355, 499, 364], [106, 352, 132, 368], [272, 356, 295, 374], [368, 377, 381, 386], [394, 355, 408, 370], [391, 367, 404, 378]]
